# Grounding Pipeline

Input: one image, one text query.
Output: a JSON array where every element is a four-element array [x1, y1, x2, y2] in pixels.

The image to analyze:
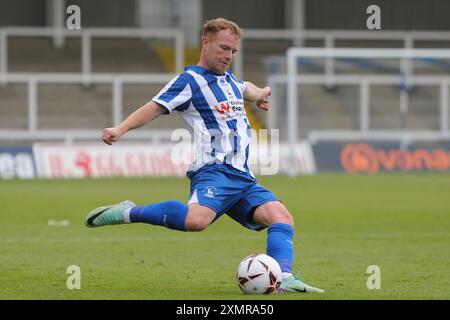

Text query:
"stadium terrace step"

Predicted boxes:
[[8, 38, 166, 73]]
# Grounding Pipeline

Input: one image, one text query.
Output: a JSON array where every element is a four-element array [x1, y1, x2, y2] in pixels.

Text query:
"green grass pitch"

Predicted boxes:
[[1, 173, 449, 300]]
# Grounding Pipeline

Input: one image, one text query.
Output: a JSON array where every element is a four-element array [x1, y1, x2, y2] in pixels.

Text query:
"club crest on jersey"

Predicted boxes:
[[214, 102, 231, 115], [204, 186, 217, 199]]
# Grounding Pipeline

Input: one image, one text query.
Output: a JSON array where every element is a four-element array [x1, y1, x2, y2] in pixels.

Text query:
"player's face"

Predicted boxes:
[[203, 30, 240, 74]]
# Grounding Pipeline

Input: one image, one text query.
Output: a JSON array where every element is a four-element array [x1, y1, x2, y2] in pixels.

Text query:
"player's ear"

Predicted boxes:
[[201, 35, 209, 46]]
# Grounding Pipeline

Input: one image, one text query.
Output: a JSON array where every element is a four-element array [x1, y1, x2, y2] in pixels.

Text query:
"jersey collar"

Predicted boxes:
[[185, 65, 227, 76]]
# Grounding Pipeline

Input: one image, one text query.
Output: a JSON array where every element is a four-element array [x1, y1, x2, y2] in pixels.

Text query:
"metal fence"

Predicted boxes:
[[0, 72, 177, 144], [0, 27, 185, 81], [283, 48, 450, 155]]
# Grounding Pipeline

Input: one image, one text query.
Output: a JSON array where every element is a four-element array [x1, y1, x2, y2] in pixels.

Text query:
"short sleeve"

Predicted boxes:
[[152, 74, 192, 113]]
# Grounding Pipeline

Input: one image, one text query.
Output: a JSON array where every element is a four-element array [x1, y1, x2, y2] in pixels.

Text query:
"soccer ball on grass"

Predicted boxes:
[[236, 253, 282, 294]]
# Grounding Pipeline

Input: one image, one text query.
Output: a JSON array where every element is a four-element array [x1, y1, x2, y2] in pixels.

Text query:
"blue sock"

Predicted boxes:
[[266, 223, 294, 273], [129, 200, 188, 231]]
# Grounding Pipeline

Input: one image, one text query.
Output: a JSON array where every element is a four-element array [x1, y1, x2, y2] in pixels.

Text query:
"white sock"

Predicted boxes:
[[122, 207, 133, 223], [281, 272, 292, 279]]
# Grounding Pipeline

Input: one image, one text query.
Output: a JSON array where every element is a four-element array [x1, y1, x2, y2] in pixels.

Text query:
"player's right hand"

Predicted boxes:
[[102, 127, 122, 145], [256, 86, 271, 111]]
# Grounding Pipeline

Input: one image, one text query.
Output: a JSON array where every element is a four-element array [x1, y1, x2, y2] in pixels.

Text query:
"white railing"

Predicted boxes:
[[234, 29, 450, 79], [0, 27, 185, 81], [283, 48, 450, 160], [4, 27, 450, 81], [268, 73, 450, 140], [0, 72, 180, 144]]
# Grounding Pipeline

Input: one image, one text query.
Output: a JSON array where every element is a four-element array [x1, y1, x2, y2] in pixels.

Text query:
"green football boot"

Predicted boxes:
[[278, 272, 325, 293], [85, 200, 135, 228]]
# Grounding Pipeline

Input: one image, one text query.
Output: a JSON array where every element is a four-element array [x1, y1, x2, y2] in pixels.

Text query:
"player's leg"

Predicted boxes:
[[85, 199, 187, 230], [127, 201, 216, 231], [85, 164, 242, 231], [252, 201, 295, 275], [227, 186, 324, 293], [85, 200, 216, 232], [253, 201, 324, 293], [225, 193, 295, 274]]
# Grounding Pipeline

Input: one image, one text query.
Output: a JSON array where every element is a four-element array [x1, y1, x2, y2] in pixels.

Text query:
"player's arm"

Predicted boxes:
[[102, 101, 166, 145], [243, 81, 271, 111]]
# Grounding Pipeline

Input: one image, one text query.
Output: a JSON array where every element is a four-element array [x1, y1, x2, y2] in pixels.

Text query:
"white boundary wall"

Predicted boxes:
[[31, 142, 316, 179]]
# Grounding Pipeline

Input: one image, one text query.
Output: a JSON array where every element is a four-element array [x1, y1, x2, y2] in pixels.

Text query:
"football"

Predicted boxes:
[[236, 253, 282, 294]]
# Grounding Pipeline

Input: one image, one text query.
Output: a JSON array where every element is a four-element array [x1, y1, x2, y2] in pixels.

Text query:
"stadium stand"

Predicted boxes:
[[0, 37, 186, 134], [1, 31, 450, 142], [8, 38, 166, 73], [258, 52, 450, 138]]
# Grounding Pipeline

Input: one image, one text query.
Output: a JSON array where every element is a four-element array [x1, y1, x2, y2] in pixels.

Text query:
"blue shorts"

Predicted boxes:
[[187, 164, 279, 231]]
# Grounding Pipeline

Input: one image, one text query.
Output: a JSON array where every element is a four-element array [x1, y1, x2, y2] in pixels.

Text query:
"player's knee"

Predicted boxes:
[[281, 211, 294, 226], [253, 201, 294, 227], [269, 209, 293, 226], [269, 202, 294, 226], [184, 216, 209, 232], [185, 204, 216, 232]]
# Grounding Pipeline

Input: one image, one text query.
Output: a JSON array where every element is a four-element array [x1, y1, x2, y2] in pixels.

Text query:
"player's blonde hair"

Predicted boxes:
[[202, 18, 242, 39]]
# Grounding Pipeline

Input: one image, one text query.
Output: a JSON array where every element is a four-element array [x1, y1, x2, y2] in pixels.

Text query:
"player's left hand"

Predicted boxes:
[[256, 86, 271, 111]]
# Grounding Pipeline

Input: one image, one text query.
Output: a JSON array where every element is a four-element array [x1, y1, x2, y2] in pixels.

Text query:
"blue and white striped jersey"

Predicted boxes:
[[153, 65, 254, 177]]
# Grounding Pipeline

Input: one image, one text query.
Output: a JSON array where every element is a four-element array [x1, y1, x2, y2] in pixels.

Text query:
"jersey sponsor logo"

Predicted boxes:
[[214, 101, 245, 116], [214, 102, 231, 115]]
